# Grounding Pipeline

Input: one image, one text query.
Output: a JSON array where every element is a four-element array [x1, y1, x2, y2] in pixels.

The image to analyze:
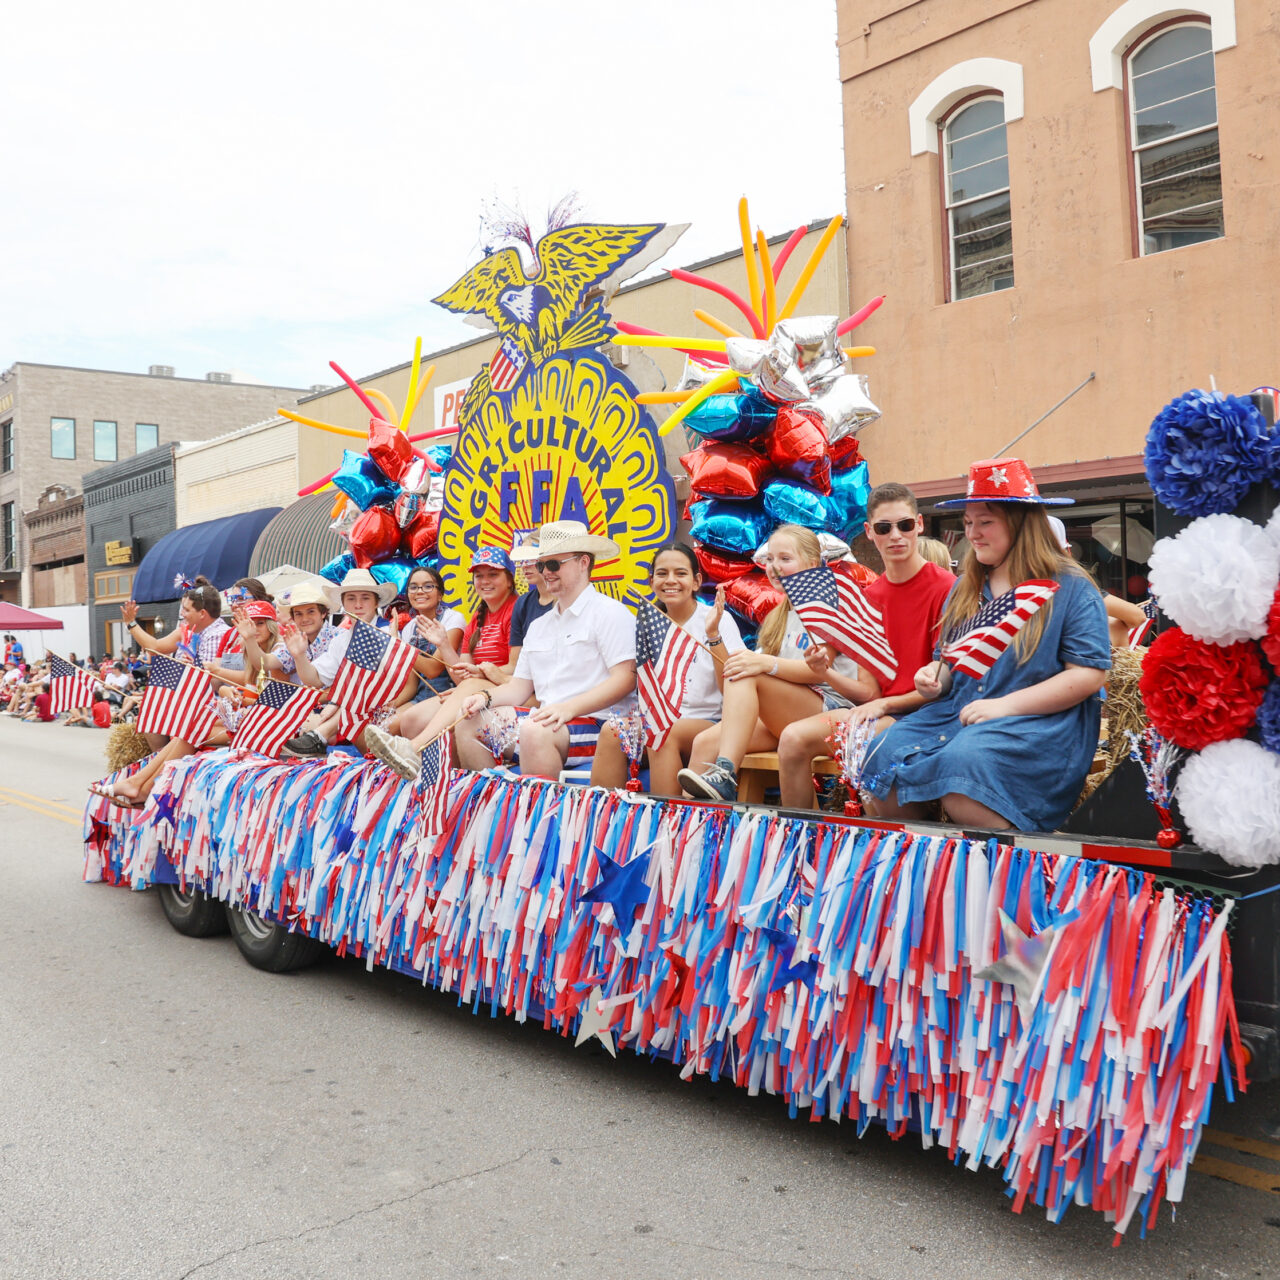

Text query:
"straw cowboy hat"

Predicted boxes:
[[280, 580, 336, 615], [509, 520, 620, 564], [326, 567, 397, 610]]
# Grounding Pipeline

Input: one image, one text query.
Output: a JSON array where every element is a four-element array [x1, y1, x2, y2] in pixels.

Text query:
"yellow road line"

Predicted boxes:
[[0, 784, 83, 815], [1203, 1128, 1280, 1163], [1193, 1153, 1280, 1195], [0, 793, 83, 826]]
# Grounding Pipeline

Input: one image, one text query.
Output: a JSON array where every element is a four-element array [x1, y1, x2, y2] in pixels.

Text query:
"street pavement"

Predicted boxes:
[[1, 714, 1278, 1280]]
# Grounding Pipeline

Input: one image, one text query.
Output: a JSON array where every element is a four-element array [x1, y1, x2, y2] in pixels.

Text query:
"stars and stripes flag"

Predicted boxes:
[[329, 620, 418, 738], [414, 731, 453, 835], [941, 579, 1060, 679], [780, 565, 898, 687], [488, 336, 528, 393], [1128, 597, 1158, 648], [135, 653, 219, 744], [232, 680, 322, 758], [636, 600, 701, 749], [47, 653, 99, 714]]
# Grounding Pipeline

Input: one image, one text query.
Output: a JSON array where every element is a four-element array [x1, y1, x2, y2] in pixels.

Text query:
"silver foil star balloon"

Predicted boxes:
[[973, 910, 1060, 1026]]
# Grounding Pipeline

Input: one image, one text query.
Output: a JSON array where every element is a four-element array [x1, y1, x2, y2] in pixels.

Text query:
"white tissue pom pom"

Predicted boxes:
[[1267, 504, 1280, 553], [1148, 513, 1280, 645], [1179, 739, 1280, 868]]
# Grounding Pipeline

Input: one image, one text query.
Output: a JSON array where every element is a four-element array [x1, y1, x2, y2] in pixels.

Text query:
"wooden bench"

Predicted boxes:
[[736, 752, 841, 805]]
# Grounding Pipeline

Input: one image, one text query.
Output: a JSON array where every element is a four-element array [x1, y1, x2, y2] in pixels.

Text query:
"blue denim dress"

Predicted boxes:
[[863, 573, 1111, 831]]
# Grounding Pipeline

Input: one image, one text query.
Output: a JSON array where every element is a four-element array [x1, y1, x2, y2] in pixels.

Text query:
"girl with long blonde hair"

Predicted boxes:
[[678, 524, 880, 802], [862, 459, 1111, 832]]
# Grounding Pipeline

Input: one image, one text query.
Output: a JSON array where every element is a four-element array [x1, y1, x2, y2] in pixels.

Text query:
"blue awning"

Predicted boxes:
[[132, 508, 283, 603]]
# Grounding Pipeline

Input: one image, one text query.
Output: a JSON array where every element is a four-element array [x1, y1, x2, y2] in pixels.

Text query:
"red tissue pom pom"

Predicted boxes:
[[1139, 627, 1268, 751], [681, 443, 772, 501], [724, 570, 786, 624], [693, 545, 754, 583], [367, 417, 414, 483], [348, 506, 401, 569], [767, 406, 831, 494], [1262, 586, 1280, 672]]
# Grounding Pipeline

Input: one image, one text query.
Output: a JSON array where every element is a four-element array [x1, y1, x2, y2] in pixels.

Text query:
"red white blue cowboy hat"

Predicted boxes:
[[935, 457, 1074, 508]]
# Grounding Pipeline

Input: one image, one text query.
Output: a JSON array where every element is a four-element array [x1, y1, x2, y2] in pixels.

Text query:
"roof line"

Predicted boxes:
[[4, 361, 308, 391]]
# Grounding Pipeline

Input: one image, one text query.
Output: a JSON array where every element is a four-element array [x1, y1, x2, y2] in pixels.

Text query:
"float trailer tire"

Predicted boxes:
[[156, 884, 230, 937], [226, 906, 326, 973]]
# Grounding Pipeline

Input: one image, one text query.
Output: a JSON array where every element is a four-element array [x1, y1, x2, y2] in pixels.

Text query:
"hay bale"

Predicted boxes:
[[1076, 645, 1148, 803], [105, 722, 152, 773]]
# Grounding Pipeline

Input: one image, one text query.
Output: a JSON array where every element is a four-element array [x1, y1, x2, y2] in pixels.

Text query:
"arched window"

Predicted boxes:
[[942, 96, 1014, 300], [1127, 21, 1223, 254]]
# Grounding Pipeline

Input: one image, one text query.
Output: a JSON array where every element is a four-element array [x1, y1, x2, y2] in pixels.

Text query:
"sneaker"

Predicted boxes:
[[364, 724, 421, 781], [678, 759, 738, 803], [282, 729, 328, 758]]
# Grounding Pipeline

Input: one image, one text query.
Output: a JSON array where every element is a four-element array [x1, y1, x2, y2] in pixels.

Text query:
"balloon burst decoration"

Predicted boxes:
[[84, 756, 1244, 1240], [613, 198, 880, 633], [477, 712, 519, 765], [829, 715, 877, 816], [1125, 727, 1184, 848], [278, 341, 457, 587]]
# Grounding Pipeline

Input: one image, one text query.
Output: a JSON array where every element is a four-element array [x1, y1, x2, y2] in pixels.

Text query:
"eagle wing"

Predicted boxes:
[[432, 247, 528, 331], [534, 223, 664, 336]]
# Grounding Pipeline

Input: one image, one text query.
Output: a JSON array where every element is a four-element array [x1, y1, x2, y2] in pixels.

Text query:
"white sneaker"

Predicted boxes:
[[364, 724, 421, 781]]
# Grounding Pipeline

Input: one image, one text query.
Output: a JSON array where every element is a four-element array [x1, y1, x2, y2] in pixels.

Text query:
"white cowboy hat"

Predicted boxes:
[[280, 580, 335, 615], [327, 567, 397, 610], [509, 520, 619, 564]]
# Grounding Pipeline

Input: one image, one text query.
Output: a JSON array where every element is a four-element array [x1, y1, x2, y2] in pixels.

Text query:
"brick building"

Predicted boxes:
[[0, 361, 305, 605], [23, 484, 86, 609], [83, 445, 178, 657], [835, 0, 1273, 599]]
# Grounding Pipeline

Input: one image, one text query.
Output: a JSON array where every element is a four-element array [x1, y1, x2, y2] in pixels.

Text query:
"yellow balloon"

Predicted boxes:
[[278, 407, 367, 439], [636, 390, 695, 405], [657, 370, 741, 437], [404, 363, 436, 426], [738, 197, 763, 331], [366, 388, 398, 421], [842, 346, 876, 358], [400, 336, 422, 431], [756, 230, 777, 331], [778, 214, 844, 322]]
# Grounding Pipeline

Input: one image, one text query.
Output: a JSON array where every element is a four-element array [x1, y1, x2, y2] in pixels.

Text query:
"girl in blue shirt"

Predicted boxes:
[[863, 459, 1110, 832]]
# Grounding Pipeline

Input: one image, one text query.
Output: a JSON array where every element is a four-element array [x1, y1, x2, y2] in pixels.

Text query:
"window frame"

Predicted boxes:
[[1123, 16, 1223, 258], [93, 419, 118, 462], [0, 420, 12, 472], [50, 417, 76, 460], [134, 422, 159, 453], [938, 91, 1016, 303], [0, 501, 15, 571]]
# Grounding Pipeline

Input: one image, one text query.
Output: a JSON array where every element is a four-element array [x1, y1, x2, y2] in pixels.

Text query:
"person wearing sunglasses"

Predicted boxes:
[[773, 483, 956, 809], [367, 522, 636, 781]]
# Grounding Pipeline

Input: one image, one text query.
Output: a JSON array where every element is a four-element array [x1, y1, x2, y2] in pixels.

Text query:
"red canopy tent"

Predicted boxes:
[[0, 602, 64, 630]]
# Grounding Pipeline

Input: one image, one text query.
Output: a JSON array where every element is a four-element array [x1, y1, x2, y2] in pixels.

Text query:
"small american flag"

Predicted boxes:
[[48, 653, 99, 715], [636, 600, 701, 750], [232, 680, 321, 757], [781, 565, 897, 687], [135, 653, 218, 744], [942, 580, 1059, 679], [414, 732, 453, 834], [488, 336, 528, 392], [329, 620, 418, 739]]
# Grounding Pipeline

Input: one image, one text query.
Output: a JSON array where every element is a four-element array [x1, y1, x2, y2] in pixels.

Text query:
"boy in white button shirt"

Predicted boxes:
[[368, 521, 637, 780]]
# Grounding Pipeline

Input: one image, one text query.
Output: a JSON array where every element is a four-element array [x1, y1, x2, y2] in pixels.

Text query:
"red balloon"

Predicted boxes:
[[830, 434, 863, 472], [693, 545, 754, 583], [724, 570, 786, 624], [767, 405, 831, 493], [680, 442, 772, 500], [367, 417, 414, 483], [832, 559, 879, 590], [348, 506, 401, 569], [405, 511, 440, 560]]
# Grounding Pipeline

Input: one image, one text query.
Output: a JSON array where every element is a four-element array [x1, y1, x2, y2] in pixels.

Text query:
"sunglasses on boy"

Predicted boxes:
[[534, 554, 586, 573], [871, 518, 919, 535]]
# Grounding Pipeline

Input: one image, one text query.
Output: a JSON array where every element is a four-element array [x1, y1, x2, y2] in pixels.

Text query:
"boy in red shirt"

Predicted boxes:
[[775, 482, 955, 808]]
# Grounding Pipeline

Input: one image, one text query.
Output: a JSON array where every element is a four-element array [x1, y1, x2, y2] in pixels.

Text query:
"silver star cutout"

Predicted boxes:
[[989, 466, 1009, 488], [573, 984, 617, 1057], [972, 910, 1059, 1025]]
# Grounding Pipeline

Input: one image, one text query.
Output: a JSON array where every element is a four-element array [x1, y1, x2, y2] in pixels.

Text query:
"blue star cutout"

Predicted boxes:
[[152, 792, 179, 830], [581, 849, 652, 938], [753, 927, 817, 994]]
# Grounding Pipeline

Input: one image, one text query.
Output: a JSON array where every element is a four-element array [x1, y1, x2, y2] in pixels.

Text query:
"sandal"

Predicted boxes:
[[87, 781, 143, 809]]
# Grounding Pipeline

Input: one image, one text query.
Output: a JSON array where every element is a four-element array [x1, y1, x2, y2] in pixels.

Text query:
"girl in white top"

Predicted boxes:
[[678, 524, 880, 803], [592, 544, 744, 796]]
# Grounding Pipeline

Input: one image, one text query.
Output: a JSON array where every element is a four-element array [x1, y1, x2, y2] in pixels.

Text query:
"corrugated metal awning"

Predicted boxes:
[[249, 493, 348, 579]]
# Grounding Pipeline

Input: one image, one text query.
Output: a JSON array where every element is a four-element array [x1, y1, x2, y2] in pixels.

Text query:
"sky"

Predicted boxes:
[[3, 1, 846, 390]]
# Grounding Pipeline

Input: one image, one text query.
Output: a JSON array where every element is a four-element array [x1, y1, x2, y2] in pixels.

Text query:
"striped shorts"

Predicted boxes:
[[476, 706, 602, 765]]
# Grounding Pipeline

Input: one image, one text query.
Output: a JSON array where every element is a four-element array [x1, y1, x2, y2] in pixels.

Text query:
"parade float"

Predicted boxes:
[[82, 203, 1280, 1242]]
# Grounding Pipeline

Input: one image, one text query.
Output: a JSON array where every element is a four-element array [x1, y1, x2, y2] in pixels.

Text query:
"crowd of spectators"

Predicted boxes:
[[0, 645, 150, 728]]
